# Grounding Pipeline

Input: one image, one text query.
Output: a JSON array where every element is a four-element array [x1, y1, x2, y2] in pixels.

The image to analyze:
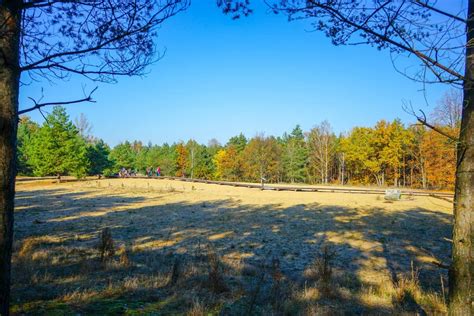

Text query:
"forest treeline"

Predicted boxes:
[[17, 92, 460, 190]]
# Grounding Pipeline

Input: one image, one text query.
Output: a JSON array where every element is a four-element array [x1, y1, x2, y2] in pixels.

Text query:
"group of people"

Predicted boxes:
[[145, 166, 161, 177], [119, 168, 136, 178], [118, 167, 161, 178]]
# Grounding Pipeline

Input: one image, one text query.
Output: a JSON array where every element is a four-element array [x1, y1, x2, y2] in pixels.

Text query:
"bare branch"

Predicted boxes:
[[402, 100, 459, 142], [18, 86, 98, 115], [412, 0, 466, 24]]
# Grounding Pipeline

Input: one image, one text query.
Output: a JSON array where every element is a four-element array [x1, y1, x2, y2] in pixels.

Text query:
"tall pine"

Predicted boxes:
[[29, 107, 88, 178]]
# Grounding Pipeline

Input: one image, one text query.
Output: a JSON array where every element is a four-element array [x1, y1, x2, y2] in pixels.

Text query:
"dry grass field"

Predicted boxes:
[[11, 178, 453, 315]]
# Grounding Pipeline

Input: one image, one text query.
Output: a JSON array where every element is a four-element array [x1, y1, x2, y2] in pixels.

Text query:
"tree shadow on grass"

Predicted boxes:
[[11, 188, 452, 315]]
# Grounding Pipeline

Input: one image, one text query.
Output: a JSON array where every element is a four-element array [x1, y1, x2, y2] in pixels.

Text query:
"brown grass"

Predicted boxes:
[[11, 178, 452, 315], [97, 227, 115, 262]]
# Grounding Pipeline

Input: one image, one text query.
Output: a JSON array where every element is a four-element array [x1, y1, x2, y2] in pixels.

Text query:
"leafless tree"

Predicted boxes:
[[74, 113, 93, 140], [307, 120, 335, 184], [0, 1, 188, 314], [432, 89, 463, 129], [219, 1, 472, 313]]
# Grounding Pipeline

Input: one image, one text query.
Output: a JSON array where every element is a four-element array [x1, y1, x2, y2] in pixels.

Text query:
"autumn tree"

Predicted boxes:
[[421, 128, 457, 189], [220, 1, 472, 311], [0, 1, 188, 313], [214, 145, 241, 181], [340, 127, 376, 184], [175, 143, 188, 177], [242, 135, 281, 182]]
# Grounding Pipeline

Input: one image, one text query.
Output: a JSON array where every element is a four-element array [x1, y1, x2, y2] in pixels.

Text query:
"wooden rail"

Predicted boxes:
[[16, 175, 454, 200], [113, 175, 454, 199]]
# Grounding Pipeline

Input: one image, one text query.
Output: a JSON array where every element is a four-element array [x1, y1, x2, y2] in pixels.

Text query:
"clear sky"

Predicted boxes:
[[19, 1, 452, 147]]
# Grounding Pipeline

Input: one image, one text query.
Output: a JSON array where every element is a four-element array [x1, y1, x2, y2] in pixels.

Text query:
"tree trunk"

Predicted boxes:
[[341, 153, 345, 186], [449, 2, 474, 313], [0, 2, 21, 315]]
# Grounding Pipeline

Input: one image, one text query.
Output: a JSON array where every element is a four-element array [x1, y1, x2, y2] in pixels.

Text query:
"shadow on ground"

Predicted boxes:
[[11, 186, 452, 315]]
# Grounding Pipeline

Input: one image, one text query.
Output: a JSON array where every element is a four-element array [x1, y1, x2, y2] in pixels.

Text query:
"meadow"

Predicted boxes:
[[11, 178, 453, 315]]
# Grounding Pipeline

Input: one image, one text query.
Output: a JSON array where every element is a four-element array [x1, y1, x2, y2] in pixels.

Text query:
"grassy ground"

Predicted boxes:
[[11, 178, 452, 315]]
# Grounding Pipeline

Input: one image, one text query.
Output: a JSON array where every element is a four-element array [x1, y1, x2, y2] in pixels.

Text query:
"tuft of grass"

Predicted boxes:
[[118, 244, 131, 267], [207, 246, 228, 293], [391, 262, 447, 314], [186, 299, 206, 316], [305, 244, 336, 296], [168, 256, 181, 286], [270, 256, 284, 310], [97, 227, 115, 263]]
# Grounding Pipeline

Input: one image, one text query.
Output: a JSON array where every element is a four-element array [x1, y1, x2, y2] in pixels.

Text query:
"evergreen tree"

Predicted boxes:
[[227, 133, 247, 152], [16, 116, 39, 175], [28, 106, 89, 177], [110, 141, 136, 170], [87, 139, 113, 176], [282, 125, 307, 183], [193, 145, 215, 180]]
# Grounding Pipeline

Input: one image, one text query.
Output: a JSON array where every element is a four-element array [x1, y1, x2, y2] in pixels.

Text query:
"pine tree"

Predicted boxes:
[[87, 140, 113, 176], [227, 133, 247, 152], [28, 106, 89, 178], [282, 125, 307, 183], [109, 141, 136, 170], [16, 116, 39, 175]]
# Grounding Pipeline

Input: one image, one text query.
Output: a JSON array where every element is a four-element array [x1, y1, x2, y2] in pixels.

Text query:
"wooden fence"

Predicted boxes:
[[115, 175, 454, 200]]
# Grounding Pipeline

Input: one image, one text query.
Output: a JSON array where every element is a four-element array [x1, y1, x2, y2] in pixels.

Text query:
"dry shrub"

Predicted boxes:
[[122, 276, 140, 291], [118, 244, 131, 267], [17, 236, 58, 260], [60, 288, 99, 304], [207, 246, 228, 293], [393, 262, 420, 307], [18, 239, 36, 259], [168, 256, 181, 286], [246, 263, 265, 315], [30, 271, 53, 285], [97, 227, 115, 262], [300, 284, 321, 302], [391, 262, 446, 313], [186, 299, 206, 316], [306, 245, 335, 296], [15, 237, 54, 284], [303, 304, 332, 316], [270, 256, 283, 309]]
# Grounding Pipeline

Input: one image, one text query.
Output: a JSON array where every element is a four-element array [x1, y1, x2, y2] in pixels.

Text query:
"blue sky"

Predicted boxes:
[[19, 1, 452, 147]]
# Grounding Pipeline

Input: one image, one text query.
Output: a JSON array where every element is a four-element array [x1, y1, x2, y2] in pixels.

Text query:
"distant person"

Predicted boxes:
[[120, 167, 126, 178], [146, 167, 150, 177], [156, 166, 161, 177]]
